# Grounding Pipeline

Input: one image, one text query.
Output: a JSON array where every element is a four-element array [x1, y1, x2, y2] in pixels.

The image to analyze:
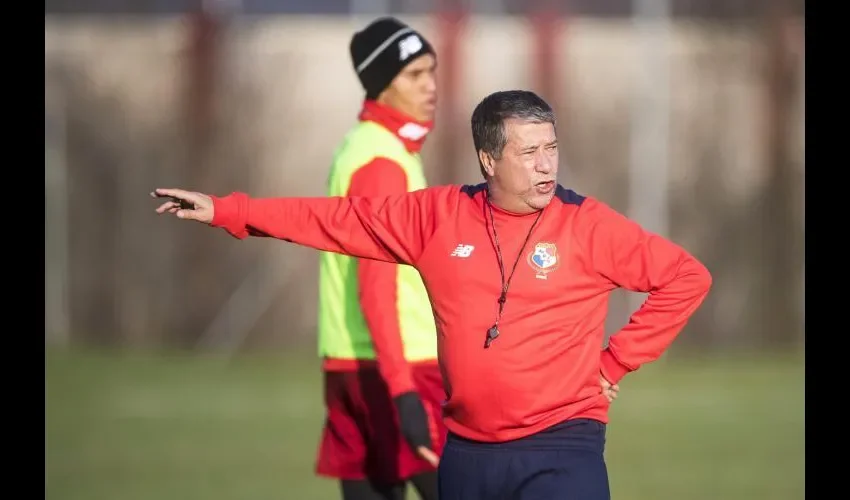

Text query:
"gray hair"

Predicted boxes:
[[470, 90, 556, 178]]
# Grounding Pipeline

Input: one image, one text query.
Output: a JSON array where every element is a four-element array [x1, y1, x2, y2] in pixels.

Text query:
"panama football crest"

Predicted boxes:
[[527, 242, 559, 279]]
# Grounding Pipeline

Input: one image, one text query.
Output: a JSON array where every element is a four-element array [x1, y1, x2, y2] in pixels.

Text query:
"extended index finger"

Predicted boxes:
[[151, 188, 195, 202]]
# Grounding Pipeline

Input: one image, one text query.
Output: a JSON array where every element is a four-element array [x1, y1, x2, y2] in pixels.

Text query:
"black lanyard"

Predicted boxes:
[[484, 195, 544, 348]]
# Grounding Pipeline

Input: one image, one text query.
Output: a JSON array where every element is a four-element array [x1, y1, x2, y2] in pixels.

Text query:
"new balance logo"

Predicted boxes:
[[398, 34, 423, 61], [450, 244, 475, 258]]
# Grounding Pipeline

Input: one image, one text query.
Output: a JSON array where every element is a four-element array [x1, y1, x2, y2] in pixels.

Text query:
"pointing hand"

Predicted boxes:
[[151, 188, 214, 224]]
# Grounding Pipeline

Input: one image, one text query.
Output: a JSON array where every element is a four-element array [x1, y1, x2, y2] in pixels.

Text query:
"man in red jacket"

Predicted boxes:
[[153, 89, 712, 500]]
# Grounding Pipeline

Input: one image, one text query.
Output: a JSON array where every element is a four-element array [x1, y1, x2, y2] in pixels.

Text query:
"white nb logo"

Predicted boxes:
[[398, 34, 423, 62], [450, 244, 475, 258]]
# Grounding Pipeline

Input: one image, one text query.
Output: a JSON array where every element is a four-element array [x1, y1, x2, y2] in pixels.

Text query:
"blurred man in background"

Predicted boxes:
[[313, 17, 443, 500]]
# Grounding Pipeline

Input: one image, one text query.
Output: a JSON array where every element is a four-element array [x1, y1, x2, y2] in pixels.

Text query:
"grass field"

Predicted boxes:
[[46, 347, 804, 500]]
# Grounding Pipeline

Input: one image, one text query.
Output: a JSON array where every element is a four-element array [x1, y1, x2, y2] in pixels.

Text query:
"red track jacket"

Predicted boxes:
[[210, 183, 712, 442]]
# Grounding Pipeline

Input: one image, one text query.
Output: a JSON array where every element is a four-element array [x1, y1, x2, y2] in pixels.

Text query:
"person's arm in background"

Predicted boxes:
[[575, 198, 713, 385], [348, 158, 417, 397], [347, 158, 439, 466]]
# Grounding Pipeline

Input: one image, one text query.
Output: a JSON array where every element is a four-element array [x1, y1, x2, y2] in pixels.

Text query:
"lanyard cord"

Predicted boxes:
[[484, 195, 544, 348]]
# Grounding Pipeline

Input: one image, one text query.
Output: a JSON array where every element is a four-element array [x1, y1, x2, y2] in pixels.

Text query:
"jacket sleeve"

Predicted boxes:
[[348, 158, 417, 396], [209, 183, 454, 266], [575, 198, 713, 384]]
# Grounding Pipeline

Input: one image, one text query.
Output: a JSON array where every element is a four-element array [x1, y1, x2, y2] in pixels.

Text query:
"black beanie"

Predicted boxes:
[[350, 17, 436, 100]]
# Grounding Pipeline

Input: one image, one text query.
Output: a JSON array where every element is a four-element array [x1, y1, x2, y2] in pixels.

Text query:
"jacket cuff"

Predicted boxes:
[[387, 371, 416, 398], [600, 348, 632, 384], [210, 192, 249, 239]]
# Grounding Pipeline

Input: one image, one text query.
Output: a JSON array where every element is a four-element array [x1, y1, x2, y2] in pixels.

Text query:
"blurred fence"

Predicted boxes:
[[44, 10, 804, 352]]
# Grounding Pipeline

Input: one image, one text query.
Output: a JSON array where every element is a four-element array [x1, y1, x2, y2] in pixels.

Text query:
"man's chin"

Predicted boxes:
[[420, 104, 437, 122], [528, 193, 555, 211]]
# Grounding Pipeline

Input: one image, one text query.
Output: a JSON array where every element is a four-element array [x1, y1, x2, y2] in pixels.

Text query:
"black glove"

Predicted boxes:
[[393, 391, 433, 452]]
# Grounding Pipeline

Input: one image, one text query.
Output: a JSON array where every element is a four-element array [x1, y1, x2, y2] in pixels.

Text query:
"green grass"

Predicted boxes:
[[46, 347, 804, 500]]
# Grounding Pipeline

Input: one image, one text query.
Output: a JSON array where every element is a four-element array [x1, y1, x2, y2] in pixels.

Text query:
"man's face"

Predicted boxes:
[[380, 54, 438, 122], [485, 118, 559, 213]]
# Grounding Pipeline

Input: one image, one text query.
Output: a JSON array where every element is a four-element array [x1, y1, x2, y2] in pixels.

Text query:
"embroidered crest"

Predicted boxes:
[[527, 242, 560, 279]]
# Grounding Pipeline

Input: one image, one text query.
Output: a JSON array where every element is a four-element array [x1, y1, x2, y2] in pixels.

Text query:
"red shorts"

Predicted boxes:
[[315, 362, 447, 484]]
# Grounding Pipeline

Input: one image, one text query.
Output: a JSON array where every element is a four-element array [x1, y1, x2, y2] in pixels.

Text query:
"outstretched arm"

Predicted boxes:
[[152, 185, 454, 266]]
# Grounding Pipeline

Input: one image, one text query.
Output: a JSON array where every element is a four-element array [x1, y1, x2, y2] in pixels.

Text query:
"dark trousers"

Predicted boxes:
[[438, 418, 610, 500]]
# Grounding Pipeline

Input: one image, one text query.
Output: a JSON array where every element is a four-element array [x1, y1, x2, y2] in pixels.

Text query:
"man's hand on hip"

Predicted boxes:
[[393, 391, 439, 467], [151, 188, 214, 224], [600, 374, 620, 403]]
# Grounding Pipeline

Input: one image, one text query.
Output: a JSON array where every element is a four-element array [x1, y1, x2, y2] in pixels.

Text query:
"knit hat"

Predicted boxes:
[[350, 17, 436, 100]]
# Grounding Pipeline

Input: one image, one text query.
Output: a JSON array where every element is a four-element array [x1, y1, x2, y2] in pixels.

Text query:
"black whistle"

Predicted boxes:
[[484, 325, 500, 348]]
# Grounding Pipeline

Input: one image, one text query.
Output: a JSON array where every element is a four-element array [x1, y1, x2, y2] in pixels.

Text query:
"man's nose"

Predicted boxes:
[[423, 74, 437, 94], [535, 152, 554, 173]]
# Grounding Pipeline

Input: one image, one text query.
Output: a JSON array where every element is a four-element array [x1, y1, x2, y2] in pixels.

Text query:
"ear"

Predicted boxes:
[[478, 150, 496, 177]]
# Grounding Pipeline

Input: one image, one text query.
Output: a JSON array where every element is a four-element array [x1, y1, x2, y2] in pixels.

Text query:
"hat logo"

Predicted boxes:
[[398, 35, 423, 62]]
